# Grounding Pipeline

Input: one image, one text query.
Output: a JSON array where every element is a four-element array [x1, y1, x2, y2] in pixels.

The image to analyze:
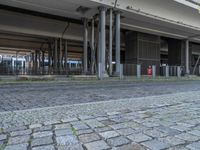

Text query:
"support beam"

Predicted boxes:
[[115, 11, 121, 75], [185, 40, 190, 75], [99, 7, 106, 78], [109, 9, 113, 76], [83, 18, 88, 74]]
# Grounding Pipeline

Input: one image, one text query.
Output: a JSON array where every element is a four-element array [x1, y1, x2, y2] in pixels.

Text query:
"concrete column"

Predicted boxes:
[[99, 7, 106, 77], [42, 50, 45, 74], [48, 45, 51, 74], [115, 11, 121, 75], [91, 19, 95, 75], [54, 39, 58, 74], [59, 38, 63, 73], [65, 40, 68, 75], [35, 51, 38, 74], [186, 40, 190, 75], [109, 9, 113, 76], [83, 18, 88, 74]]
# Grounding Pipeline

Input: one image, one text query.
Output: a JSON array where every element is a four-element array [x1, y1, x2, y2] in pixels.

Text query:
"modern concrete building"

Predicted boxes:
[[0, 0, 200, 77]]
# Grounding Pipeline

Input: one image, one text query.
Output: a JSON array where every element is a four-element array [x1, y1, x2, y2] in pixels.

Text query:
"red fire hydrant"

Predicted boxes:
[[147, 66, 152, 76]]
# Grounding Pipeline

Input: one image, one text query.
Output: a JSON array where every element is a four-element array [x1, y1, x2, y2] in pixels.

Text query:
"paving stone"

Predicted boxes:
[[57, 144, 84, 150], [112, 143, 145, 150], [61, 118, 79, 123], [0, 134, 7, 141], [116, 128, 136, 136], [175, 133, 200, 142], [186, 141, 200, 150], [107, 112, 121, 116], [77, 129, 93, 135], [170, 125, 191, 132], [33, 131, 53, 138], [55, 128, 73, 136], [34, 125, 52, 132], [5, 126, 27, 133], [188, 130, 200, 137], [29, 124, 42, 129], [84, 140, 110, 150], [78, 115, 94, 120], [96, 117, 108, 121], [84, 119, 105, 128], [159, 136, 185, 146], [141, 139, 170, 150], [10, 129, 32, 137], [94, 126, 113, 133], [32, 145, 55, 150], [100, 119, 116, 126], [55, 123, 71, 130], [5, 143, 28, 150], [31, 136, 53, 147], [144, 129, 168, 138], [156, 126, 180, 136], [107, 136, 130, 147], [56, 135, 79, 146], [128, 133, 152, 143], [79, 133, 100, 143], [99, 131, 120, 139], [8, 135, 30, 145], [72, 123, 90, 130], [110, 123, 128, 130], [44, 120, 60, 125]]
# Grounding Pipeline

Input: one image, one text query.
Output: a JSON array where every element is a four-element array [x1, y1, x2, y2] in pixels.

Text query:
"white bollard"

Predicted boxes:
[[120, 64, 124, 80], [137, 64, 141, 78], [152, 65, 156, 78], [165, 65, 169, 78], [177, 66, 181, 78]]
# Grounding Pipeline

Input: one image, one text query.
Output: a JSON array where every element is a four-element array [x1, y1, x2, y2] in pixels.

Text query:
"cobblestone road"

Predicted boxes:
[[0, 87, 200, 149], [1, 80, 200, 112]]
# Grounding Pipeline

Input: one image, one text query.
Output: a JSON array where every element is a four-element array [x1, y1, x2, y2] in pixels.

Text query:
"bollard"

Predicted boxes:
[[98, 63, 102, 80], [177, 66, 181, 78], [137, 64, 141, 78], [152, 65, 156, 78], [165, 65, 169, 78], [120, 64, 124, 80]]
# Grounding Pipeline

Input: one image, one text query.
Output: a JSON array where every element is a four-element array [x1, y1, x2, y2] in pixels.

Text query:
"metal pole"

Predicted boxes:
[[186, 40, 190, 75], [109, 9, 113, 76], [83, 18, 88, 74], [120, 64, 124, 79], [99, 7, 106, 77], [115, 11, 121, 75]]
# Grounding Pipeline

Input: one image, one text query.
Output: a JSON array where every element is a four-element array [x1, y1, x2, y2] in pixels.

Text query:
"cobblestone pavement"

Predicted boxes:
[[1, 80, 200, 112], [1, 90, 200, 149]]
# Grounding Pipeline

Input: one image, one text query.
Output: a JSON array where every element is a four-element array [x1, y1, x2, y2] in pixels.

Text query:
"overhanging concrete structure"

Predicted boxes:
[[0, 0, 200, 76]]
